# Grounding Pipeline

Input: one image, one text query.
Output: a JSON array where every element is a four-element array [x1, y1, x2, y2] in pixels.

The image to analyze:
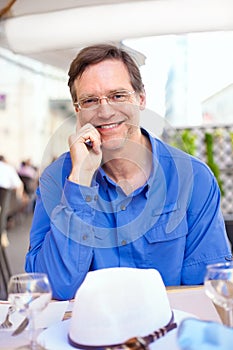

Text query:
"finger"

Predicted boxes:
[[68, 133, 78, 149], [76, 122, 96, 135], [91, 138, 101, 154], [80, 124, 101, 147], [69, 126, 101, 154], [85, 129, 102, 154], [68, 132, 92, 149]]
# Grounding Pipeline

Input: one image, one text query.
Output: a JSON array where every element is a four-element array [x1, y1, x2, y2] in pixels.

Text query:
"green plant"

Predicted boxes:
[[204, 132, 224, 196], [229, 131, 233, 151], [170, 129, 197, 156], [180, 129, 197, 156]]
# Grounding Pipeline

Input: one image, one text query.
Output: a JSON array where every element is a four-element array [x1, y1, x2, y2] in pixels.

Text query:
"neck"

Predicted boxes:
[[102, 133, 152, 195]]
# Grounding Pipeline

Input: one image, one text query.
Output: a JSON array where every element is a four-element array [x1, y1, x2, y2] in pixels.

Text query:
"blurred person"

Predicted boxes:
[[18, 158, 38, 198], [18, 159, 37, 181], [0, 155, 24, 203], [0, 155, 24, 245], [25, 44, 232, 300]]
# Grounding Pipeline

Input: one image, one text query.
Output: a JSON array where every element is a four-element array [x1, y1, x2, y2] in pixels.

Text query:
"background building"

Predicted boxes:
[[202, 84, 233, 124], [0, 48, 70, 169]]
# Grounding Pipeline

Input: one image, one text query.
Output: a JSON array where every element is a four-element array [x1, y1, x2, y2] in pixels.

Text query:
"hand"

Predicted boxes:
[[68, 122, 102, 186]]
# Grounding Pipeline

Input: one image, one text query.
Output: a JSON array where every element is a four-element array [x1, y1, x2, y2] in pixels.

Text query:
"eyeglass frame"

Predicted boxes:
[[73, 90, 136, 110]]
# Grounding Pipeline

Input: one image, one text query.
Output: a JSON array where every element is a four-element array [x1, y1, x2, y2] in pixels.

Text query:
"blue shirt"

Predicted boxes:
[[25, 129, 232, 300]]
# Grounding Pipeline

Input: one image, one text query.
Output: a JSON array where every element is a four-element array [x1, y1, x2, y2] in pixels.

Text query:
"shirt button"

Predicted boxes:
[[82, 234, 88, 241], [120, 204, 126, 211], [225, 255, 233, 261], [85, 195, 92, 202], [94, 195, 98, 201], [121, 240, 127, 245]]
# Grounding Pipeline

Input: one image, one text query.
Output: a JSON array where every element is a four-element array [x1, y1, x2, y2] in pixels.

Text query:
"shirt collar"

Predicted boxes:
[[141, 128, 158, 196]]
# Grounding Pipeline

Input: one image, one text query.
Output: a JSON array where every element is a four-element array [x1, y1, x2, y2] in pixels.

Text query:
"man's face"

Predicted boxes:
[[73, 59, 146, 151]]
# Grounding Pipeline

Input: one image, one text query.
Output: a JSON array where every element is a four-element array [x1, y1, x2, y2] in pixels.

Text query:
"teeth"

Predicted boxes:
[[100, 123, 119, 129]]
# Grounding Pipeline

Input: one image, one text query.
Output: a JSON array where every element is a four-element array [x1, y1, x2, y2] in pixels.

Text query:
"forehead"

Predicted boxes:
[[74, 59, 132, 94]]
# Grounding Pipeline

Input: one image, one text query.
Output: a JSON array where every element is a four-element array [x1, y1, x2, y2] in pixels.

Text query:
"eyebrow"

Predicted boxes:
[[78, 88, 131, 99]]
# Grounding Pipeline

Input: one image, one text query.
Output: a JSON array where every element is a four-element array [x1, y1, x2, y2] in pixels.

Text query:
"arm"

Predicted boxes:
[[181, 161, 232, 284], [26, 121, 103, 300], [25, 155, 98, 300]]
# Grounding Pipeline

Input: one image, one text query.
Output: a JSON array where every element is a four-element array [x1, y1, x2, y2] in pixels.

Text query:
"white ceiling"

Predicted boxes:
[[0, 0, 233, 72], [0, 0, 143, 16], [0, 0, 151, 71]]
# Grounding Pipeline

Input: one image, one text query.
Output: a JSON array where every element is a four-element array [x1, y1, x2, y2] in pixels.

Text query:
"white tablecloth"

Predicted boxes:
[[0, 286, 222, 349]]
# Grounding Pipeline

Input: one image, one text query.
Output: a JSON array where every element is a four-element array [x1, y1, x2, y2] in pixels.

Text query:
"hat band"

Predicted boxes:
[[68, 311, 177, 350]]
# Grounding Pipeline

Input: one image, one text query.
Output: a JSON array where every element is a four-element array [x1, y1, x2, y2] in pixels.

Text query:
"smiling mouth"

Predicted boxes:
[[96, 122, 123, 129]]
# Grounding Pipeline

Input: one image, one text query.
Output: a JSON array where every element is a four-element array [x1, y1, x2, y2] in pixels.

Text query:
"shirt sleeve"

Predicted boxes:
[[25, 165, 99, 300], [181, 162, 232, 284]]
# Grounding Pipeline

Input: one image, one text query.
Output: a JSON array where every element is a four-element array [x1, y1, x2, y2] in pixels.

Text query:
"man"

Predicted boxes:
[[0, 156, 24, 198], [25, 44, 231, 300]]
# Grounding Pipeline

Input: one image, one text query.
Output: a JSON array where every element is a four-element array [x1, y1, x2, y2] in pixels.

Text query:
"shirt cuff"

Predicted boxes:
[[61, 178, 99, 210]]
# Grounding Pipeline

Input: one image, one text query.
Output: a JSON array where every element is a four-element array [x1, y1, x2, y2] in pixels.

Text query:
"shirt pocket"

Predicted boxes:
[[144, 204, 188, 243]]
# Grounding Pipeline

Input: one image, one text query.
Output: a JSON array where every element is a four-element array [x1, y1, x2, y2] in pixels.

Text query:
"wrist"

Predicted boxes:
[[68, 169, 94, 186]]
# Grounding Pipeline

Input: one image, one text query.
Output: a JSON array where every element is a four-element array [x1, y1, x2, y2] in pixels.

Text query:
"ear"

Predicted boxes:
[[139, 91, 146, 111], [74, 106, 79, 113]]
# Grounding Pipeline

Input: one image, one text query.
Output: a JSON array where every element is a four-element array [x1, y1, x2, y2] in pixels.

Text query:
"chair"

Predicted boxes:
[[0, 187, 12, 300], [18, 175, 36, 196], [224, 214, 233, 253]]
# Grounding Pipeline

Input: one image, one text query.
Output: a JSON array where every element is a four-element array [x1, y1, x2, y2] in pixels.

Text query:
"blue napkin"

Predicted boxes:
[[177, 318, 233, 350]]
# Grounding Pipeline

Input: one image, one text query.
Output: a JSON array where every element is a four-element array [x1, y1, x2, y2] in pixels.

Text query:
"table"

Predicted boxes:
[[167, 285, 223, 323], [0, 286, 224, 349]]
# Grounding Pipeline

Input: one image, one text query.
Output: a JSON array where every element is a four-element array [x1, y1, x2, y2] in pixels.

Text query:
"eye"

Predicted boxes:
[[110, 92, 128, 102], [80, 97, 99, 108]]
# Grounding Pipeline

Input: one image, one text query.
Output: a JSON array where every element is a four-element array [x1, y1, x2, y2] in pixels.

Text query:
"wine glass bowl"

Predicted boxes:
[[8, 273, 52, 350], [204, 262, 233, 327]]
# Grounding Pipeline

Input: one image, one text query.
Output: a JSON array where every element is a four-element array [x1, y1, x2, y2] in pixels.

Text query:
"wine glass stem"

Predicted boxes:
[[28, 316, 38, 349], [227, 309, 233, 327]]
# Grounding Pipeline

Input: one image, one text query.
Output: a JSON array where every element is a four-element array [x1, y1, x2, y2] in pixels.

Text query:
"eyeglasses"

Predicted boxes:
[[74, 90, 135, 110]]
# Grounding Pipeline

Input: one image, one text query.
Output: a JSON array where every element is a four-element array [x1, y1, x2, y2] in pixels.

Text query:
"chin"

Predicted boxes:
[[102, 138, 126, 152]]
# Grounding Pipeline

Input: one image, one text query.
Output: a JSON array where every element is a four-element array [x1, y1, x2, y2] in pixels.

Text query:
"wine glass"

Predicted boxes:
[[204, 262, 233, 327], [8, 272, 52, 350]]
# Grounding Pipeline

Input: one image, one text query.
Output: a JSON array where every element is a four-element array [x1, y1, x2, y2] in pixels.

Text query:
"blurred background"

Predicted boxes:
[[0, 0, 233, 298]]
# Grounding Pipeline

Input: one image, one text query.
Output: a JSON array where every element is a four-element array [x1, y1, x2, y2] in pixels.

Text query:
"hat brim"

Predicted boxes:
[[37, 309, 196, 350]]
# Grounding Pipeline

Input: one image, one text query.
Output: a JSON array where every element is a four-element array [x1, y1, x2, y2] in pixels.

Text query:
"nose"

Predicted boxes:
[[99, 96, 109, 106], [96, 98, 115, 120]]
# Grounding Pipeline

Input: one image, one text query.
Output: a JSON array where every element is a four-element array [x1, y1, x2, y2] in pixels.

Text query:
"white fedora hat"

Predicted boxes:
[[68, 267, 177, 349]]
